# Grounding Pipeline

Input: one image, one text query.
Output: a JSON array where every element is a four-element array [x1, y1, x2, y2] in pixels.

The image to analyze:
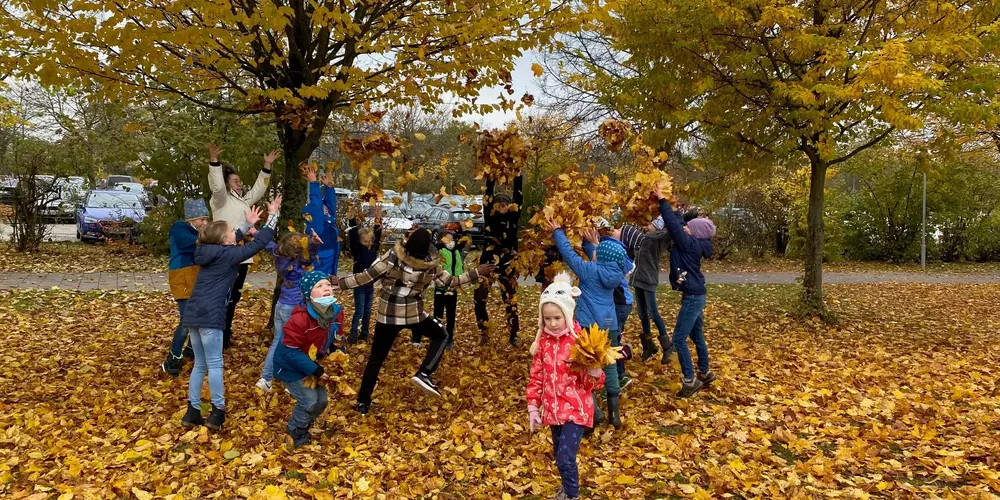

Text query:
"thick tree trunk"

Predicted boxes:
[[802, 158, 828, 314]]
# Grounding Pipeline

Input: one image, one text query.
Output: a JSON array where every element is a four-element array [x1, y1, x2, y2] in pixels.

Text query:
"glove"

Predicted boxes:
[[587, 367, 604, 378], [528, 405, 542, 432]]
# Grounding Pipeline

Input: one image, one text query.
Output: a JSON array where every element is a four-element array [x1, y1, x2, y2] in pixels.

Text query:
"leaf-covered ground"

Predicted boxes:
[[1, 284, 998, 499]]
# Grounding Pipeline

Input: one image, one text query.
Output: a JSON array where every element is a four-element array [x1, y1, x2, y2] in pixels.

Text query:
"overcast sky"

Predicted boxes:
[[450, 51, 544, 128]]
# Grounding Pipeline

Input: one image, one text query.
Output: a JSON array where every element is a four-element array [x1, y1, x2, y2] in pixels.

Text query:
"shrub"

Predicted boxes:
[[138, 206, 175, 255]]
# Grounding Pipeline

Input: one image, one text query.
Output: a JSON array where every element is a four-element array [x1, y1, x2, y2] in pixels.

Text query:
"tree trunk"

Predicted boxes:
[[802, 158, 828, 314]]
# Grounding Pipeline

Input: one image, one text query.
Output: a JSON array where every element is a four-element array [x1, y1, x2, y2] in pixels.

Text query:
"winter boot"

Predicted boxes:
[[592, 393, 606, 427], [161, 354, 182, 377], [205, 404, 226, 432], [181, 403, 204, 427], [607, 395, 622, 429], [657, 335, 674, 365], [285, 427, 311, 450], [640, 337, 659, 362]]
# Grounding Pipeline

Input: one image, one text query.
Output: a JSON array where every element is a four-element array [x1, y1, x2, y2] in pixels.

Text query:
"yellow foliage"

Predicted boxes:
[[570, 324, 623, 370]]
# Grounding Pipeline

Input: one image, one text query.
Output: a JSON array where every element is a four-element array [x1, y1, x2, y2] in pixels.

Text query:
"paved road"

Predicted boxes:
[[0, 223, 77, 242], [1, 271, 999, 291]]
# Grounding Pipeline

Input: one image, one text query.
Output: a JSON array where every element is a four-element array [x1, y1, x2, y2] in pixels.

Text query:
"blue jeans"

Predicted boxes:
[[635, 287, 668, 341], [350, 285, 374, 339], [168, 299, 188, 357], [284, 378, 329, 432], [261, 303, 296, 382], [672, 294, 709, 380], [602, 329, 621, 396], [551, 422, 585, 498], [188, 327, 225, 410], [615, 302, 632, 379]]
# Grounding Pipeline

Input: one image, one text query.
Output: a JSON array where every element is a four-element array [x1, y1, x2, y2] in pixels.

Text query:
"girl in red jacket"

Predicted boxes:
[[526, 273, 605, 500]]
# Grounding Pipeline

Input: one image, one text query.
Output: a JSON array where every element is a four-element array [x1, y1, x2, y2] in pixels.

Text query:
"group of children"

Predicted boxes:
[[158, 148, 718, 496]]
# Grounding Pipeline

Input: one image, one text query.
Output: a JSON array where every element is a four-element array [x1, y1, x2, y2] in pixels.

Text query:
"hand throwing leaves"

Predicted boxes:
[[263, 150, 281, 168]]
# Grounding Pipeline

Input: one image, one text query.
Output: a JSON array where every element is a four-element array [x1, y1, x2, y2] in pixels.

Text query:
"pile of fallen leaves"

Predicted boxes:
[[2, 283, 999, 499], [0, 242, 168, 273], [474, 125, 529, 186], [515, 165, 617, 276], [570, 324, 623, 370]]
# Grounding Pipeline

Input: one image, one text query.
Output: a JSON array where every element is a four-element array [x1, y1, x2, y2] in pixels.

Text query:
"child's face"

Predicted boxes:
[[223, 224, 237, 245], [541, 303, 567, 332], [310, 279, 334, 299], [360, 232, 373, 248], [190, 217, 209, 230], [612, 227, 622, 239]]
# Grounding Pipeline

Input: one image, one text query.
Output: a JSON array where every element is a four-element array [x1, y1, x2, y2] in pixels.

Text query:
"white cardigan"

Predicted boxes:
[[207, 161, 271, 264]]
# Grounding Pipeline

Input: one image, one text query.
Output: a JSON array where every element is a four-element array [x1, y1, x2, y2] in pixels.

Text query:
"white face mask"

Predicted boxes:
[[445, 241, 455, 250]]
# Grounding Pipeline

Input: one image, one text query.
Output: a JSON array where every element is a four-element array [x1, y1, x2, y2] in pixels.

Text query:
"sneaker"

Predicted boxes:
[[508, 335, 519, 347], [182, 345, 195, 359], [161, 355, 182, 377], [412, 342, 421, 348], [619, 376, 633, 390], [640, 339, 659, 362], [677, 378, 704, 398], [356, 402, 371, 416], [255, 378, 272, 392], [205, 404, 226, 431], [181, 403, 205, 427], [410, 372, 442, 397], [697, 371, 717, 386]]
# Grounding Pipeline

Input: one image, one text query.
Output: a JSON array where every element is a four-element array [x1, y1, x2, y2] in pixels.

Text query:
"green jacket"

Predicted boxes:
[[436, 246, 464, 292]]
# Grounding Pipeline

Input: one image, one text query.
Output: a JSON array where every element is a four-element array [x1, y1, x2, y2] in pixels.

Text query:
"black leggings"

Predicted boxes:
[[474, 263, 519, 338], [433, 291, 458, 344], [358, 317, 448, 405], [224, 263, 250, 349]]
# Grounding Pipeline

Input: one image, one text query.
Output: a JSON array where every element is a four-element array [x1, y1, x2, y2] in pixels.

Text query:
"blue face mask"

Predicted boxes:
[[311, 296, 337, 309]]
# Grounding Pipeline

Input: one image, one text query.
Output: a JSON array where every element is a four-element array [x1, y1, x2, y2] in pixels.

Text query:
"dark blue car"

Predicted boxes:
[[76, 190, 146, 242]]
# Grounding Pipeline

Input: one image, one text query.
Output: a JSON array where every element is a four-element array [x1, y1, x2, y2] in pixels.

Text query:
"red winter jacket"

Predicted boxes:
[[525, 321, 605, 427]]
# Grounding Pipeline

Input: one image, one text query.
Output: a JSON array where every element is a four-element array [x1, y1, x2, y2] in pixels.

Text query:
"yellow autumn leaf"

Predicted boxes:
[[354, 477, 370, 493], [132, 487, 153, 500], [531, 63, 544, 77], [414, 132, 426, 141]]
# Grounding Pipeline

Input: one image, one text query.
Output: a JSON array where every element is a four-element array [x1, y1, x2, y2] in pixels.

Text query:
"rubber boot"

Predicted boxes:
[[607, 395, 622, 429], [592, 393, 606, 427], [657, 335, 674, 365]]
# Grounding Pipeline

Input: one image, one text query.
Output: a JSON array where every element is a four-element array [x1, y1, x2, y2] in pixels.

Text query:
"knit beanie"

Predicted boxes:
[[596, 239, 629, 273], [299, 270, 330, 300], [619, 224, 644, 254], [183, 198, 210, 221], [688, 217, 717, 239], [404, 228, 432, 259], [651, 216, 665, 231]]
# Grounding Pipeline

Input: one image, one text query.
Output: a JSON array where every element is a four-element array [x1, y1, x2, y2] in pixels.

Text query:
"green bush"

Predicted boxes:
[[138, 207, 176, 256]]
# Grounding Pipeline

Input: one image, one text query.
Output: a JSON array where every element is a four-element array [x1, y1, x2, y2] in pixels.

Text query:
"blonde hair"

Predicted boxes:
[[359, 227, 374, 247], [198, 221, 230, 245]]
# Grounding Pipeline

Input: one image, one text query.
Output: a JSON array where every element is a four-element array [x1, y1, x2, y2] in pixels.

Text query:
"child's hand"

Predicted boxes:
[[652, 186, 665, 201], [266, 194, 283, 214], [208, 143, 223, 163], [545, 219, 561, 232], [587, 367, 604, 378], [300, 161, 317, 182], [477, 263, 496, 277], [528, 406, 542, 432], [264, 150, 281, 168], [245, 206, 264, 226], [329, 275, 340, 287], [583, 227, 600, 245], [310, 229, 324, 245]]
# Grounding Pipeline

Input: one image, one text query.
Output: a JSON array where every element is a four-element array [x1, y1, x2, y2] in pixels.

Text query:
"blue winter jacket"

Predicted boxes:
[[553, 229, 628, 332], [303, 181, 340, 274], [658, 200, 714, 296], [181, 226, 277, 330], [168, 221, 199, 270], [584, 237, 634, 305]]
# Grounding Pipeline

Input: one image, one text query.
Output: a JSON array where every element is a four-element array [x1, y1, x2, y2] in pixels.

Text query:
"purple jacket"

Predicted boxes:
[[268, 241, 318, 306]]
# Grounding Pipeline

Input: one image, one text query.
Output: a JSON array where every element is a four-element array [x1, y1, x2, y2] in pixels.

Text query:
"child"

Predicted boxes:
[[618, 222, 672, 363], [346, 211, 382, 344], [302, 165, 340, 276], [653, 189, 716, 398], [255, 230, 323, 392], [273, 271, 344, 449], [584, 228, 636, 391], [179, 196, 281, 431], [332, 228, 493, 415], [526, 273, 605, 500], [432, 226, 467, 350], [475, 172, 523, 346], [544, 220, 630, 429], [161, 198, 210, 376]]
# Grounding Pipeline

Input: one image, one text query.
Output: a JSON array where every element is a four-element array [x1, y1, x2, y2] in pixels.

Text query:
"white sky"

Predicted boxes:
[[451, 51, 544, 128]]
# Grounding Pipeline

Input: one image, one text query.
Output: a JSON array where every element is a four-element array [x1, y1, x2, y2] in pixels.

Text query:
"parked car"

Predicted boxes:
[[76, 190, 146, 242], [437, 194, 483, 210], [378, 204, 416, 244], [105, 175, 134, 188], [112, 182, 152, 210], [40, 177, 87, 222], [414, 205, 486, 247], [401, 200, 433, 218]]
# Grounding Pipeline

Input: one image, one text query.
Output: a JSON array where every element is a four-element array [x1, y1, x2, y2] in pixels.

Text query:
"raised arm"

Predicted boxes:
[[245, 150, 278, 205], [512, 173, 523, 206], [484, 178, 496, 215], [347, 226, 361, 256], [337, 258, 391, 290], [657, 199, 693, 251], [207, 148, 228, 210], [551, 227, 591, 278], [432, 264, 482, 289], [321, 183, 337, 218]]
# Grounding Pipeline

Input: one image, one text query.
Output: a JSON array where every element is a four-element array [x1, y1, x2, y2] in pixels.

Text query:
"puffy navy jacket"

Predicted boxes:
[[658, 200, 713, 296]]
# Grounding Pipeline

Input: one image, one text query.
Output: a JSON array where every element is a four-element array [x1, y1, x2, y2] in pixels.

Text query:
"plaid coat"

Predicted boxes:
[[338, 241, 480, 325]]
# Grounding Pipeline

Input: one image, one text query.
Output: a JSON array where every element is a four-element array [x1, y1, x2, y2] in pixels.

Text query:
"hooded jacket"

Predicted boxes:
[[303, 181, 340, 275], [167, 220, 200, 299], [274, 303, 344, 383], [552, 229, 628, 332], [658, 200, 714, 296], [182, 225, 277, 330], [619, 224, 672, 291], [337, 241, 480, 325], [525, 320, 605, 427]]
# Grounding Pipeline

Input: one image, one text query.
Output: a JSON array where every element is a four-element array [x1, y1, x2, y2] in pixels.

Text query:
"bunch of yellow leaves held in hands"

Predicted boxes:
[[474, 124, 529, 186], [301, 345, 352, 394], [570, 324, 623, 370]]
